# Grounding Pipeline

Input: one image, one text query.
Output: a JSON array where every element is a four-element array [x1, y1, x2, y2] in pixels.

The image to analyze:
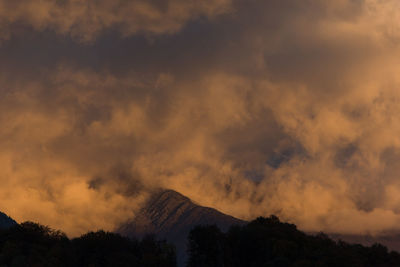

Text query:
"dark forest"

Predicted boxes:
[[0, 217, 399, 267]]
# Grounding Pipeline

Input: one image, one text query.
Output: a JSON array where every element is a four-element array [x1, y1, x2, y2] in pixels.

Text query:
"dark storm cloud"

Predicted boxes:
[[0, 0, 400, 236], [0, 0, 232, 41]]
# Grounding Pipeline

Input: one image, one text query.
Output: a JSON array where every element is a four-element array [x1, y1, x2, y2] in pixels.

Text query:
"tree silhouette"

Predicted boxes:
[[0, 222, 177, 267], [187, 225, 225, 267], [187, 216, 400, 267]]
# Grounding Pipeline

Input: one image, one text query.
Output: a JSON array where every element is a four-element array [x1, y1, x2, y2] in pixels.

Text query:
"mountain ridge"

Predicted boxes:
[[116, 189, 246, 266], [0, 211, 17, 229], [117, 189, 400, 266], [117, 189, 245, 237]]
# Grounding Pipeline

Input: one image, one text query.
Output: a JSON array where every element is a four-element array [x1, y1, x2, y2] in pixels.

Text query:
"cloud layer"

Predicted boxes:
[[0, 0, 400, 236], [0, 0, 231, 41]]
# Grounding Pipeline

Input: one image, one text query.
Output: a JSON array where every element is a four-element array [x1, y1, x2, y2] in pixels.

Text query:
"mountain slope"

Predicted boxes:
[[116, 189, 400, 265], [0, 211, 17, 229], [117, 189, 245, 238], [116, 189, 245, 266]]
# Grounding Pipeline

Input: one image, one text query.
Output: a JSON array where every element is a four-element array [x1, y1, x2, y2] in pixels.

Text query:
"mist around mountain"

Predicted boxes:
[[116, 189, 400, 266], [2, 190, 400, 266], [329, 233, 400, 256]]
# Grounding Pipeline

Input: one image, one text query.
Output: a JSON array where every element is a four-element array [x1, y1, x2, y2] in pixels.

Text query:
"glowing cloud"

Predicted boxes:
[[0, 0, 400, 236]]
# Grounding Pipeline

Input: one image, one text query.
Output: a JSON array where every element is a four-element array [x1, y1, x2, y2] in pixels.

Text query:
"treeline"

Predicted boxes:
[[187, 215, 400, 267], [1, 217, 399, 267], [0, 222, 176, 267]]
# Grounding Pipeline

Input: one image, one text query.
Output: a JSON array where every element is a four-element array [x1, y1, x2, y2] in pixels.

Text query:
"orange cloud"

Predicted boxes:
[[0, 0, 400, 237]]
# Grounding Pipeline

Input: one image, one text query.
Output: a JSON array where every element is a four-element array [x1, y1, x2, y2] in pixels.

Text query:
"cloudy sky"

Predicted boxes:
[[1, 0, 400, 236]]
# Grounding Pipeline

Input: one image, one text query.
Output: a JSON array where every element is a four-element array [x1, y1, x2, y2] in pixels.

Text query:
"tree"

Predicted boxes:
[[187, 225, 225, 267], [0, 222, 177, 267], [186, 216, 400, 267]]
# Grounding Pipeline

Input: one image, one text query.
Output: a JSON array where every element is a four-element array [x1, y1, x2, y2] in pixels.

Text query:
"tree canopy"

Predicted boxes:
[[0, 222, 176, 267], [187, 216, 400, 267]]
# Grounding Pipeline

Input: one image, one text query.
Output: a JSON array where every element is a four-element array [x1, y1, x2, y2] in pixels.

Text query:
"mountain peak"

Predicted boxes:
[[118, 189, 244, 238], [146, 189, 193, 215], [117, 189, 245, 266], [152, 189, 191, 202]]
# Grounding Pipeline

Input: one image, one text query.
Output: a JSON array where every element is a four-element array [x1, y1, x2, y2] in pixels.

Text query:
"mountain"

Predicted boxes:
[[116, 189, 245, 266], [116, 189, 400, 265], [0, 211, 17, 229]]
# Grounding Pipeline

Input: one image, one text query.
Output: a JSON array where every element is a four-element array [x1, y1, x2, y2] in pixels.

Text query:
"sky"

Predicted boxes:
[[1, 0, 400, 237]]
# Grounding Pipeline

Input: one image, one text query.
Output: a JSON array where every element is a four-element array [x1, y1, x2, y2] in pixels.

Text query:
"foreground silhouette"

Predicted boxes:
[[1, 217, 400, 266], [187, 216, 400, 267], [0, 222, 176, 267]]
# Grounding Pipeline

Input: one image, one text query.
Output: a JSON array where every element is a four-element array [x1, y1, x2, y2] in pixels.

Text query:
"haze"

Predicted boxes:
[[0, 0, 400, 237]]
